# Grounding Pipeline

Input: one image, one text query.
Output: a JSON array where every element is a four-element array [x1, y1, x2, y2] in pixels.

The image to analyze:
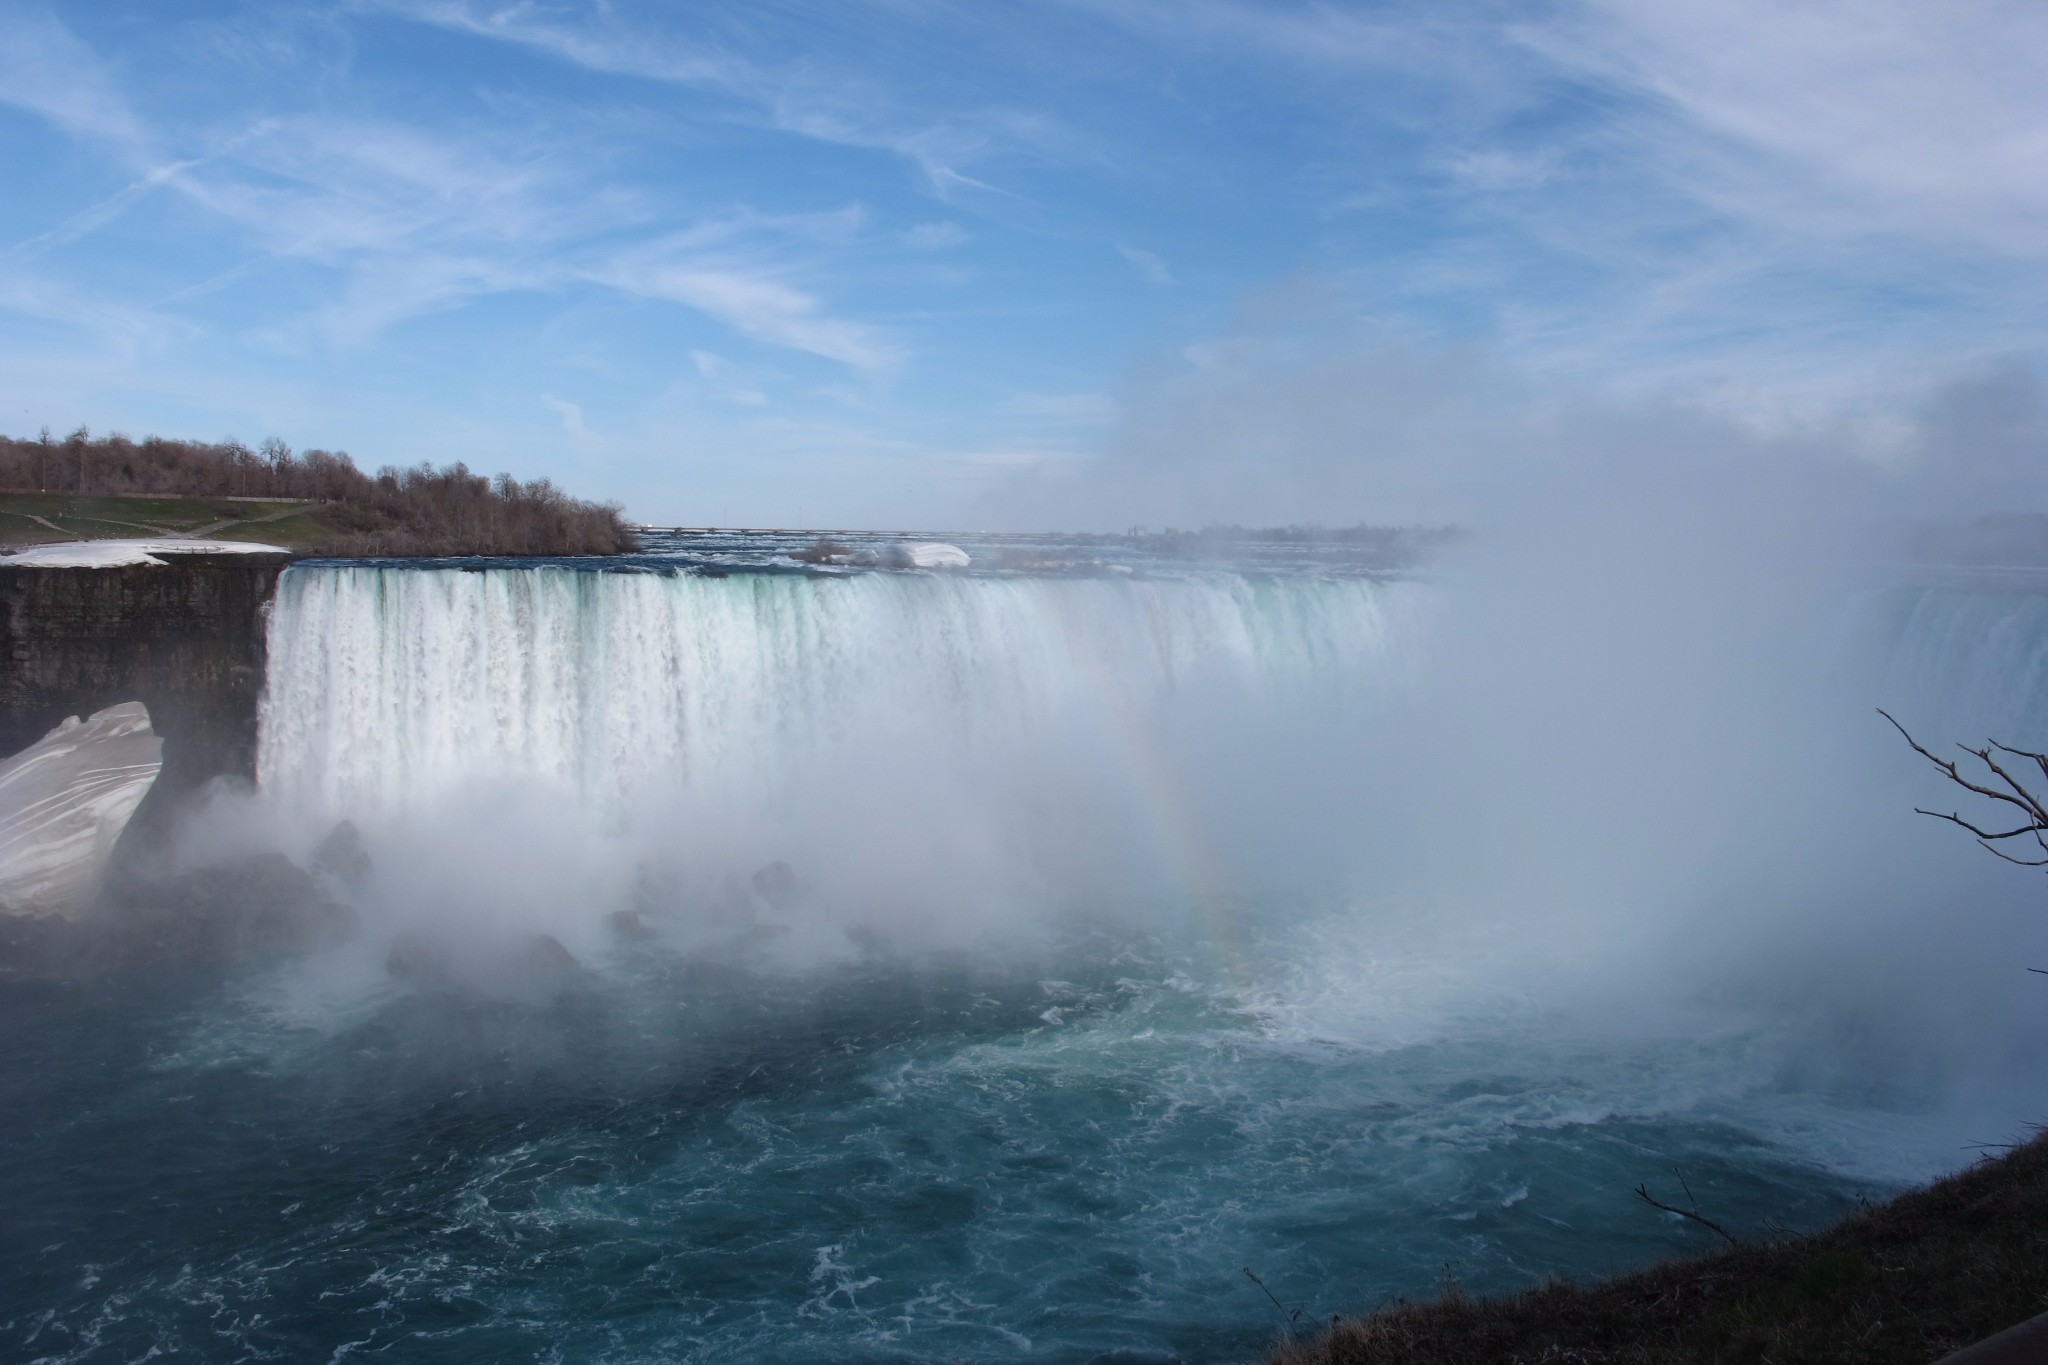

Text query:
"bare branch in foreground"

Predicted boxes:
[[1244, 1267, 1305, 1326], [1881, 709, 2048, 867], [1635, 1169, 1739, 1249]]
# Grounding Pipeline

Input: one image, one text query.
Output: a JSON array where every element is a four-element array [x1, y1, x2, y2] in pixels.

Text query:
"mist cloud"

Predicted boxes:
[[981, 288, 2048, 534]]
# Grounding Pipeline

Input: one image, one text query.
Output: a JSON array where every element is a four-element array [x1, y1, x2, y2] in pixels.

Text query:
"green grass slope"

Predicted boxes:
[[0, 492, 319, 548]]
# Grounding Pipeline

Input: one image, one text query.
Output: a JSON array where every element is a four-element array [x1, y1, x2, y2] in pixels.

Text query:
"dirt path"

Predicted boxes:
[[175, 503, 313, 538], [6, 509, 180, 537], [85, 515, 181, 534]]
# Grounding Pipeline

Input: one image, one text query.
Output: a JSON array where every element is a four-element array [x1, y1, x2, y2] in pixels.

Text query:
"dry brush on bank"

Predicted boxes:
[[1263, 1132, 2048, 1364]]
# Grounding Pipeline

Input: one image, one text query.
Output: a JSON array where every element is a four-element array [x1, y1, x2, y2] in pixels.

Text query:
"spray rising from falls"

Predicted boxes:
[[244, 561, 2048, 1097], [255, 565, 1423, 946], [250, 565, 2048, 941]]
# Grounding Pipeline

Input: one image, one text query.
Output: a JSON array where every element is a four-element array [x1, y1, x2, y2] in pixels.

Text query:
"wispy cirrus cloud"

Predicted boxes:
[[903, 221, 969, 250], [371, 0, 1070, 196], [1116, 243, 1174, 286], [1472, 0, 2048, 406], [0, 6, 146, 145], [0, 9, 900, 369], [1074, 0, 2046, 262], [1530, 0, 2048, 261], [607, 262, 902, 371], [586, 208, 904, 369], [1072, 0, 2048, 402], [541, 392, 596, 450]]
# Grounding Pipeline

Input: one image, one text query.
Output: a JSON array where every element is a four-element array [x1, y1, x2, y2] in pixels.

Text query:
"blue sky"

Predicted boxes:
[[0, 0, 2042, 527]]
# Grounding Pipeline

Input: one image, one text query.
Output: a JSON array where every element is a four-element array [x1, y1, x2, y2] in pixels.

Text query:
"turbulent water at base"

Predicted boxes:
[[6, 557, 2048, 1364]]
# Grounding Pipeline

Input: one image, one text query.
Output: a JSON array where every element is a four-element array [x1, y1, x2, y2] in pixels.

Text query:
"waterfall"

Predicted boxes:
[[256, 566, 1422, 908], [1863, 585, 2048, 742], [251, 564, 2048, 944]]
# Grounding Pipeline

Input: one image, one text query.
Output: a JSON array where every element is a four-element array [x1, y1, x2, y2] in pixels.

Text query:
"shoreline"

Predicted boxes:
[[1265, 1131, 2048, 1363]]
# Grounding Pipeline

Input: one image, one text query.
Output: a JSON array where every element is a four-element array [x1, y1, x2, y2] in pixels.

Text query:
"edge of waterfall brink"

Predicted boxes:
[[1265, 1131, 2048, 1365]]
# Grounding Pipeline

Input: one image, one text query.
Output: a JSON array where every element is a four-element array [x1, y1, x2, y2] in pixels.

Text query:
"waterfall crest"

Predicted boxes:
[[1865, 586, 2048, 741], [258, 565, 1418, 826]]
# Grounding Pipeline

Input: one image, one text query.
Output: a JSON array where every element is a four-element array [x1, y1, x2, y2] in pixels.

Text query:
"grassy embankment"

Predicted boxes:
[[0, 491, 335, 550], [1267, 1133, 2048, 1364], [0, 431, 640, 555], [0, 483, 639, 556]]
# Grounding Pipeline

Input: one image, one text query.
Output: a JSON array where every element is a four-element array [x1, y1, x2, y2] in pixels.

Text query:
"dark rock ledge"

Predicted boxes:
[[0, 550, 291, 829]]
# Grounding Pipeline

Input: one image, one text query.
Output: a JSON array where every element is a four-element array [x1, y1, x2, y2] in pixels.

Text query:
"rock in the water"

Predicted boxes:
[[845, 922, 891, 957], [519, 933, 580, 976], [387, 932, 451, 982], [114, 852, 355, 964], [790, 537, 855, 565], [751, 859, 804, 911], [506, 933, 585, 1003], [2, 849, 355, 977], [386, 931, 585, 1002], [312, 819, 372, 887], [0, 702, 162, 919]]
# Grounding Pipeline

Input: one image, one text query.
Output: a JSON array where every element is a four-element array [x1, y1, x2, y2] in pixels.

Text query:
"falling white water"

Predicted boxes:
[[257, 564, 1421, 847], [248, 564, 2048, 1003], [1863, 585, 2048, 741], [254, 567, 2048, 864]]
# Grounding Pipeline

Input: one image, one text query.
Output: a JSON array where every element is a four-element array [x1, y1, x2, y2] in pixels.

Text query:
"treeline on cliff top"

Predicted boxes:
[[0, 428, 639, 556]]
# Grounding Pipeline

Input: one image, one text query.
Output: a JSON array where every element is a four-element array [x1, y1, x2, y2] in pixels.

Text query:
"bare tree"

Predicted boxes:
[[0, 429, 639, 555], [1880, 709, 2048, 868]]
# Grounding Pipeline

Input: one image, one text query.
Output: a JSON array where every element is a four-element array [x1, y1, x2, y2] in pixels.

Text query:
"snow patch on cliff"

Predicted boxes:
[[0, 703, 163, 918], [2, 539, 287, 568]]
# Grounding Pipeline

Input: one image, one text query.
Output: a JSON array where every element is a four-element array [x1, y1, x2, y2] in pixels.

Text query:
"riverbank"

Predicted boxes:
[[0, 429, 638, 555], [0, 484, 636, 556], [1268, 1131, 2048, 1364]]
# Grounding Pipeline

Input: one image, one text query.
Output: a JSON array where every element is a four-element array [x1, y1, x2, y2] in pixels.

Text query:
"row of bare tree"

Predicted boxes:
[[0, 428, 639, 556]]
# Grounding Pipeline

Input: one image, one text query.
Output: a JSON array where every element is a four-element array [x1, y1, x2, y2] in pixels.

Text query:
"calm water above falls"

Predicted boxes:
[[5, 554, 2048, 1364]]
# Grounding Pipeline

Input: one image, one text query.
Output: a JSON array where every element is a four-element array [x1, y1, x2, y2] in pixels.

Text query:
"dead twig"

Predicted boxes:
[[1635, 1167, 1739, 1248], [1245, 1267, 1305, 1326]]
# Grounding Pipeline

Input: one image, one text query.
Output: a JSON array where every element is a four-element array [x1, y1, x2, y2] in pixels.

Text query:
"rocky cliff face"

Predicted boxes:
[[0, 555, 288, 817]]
